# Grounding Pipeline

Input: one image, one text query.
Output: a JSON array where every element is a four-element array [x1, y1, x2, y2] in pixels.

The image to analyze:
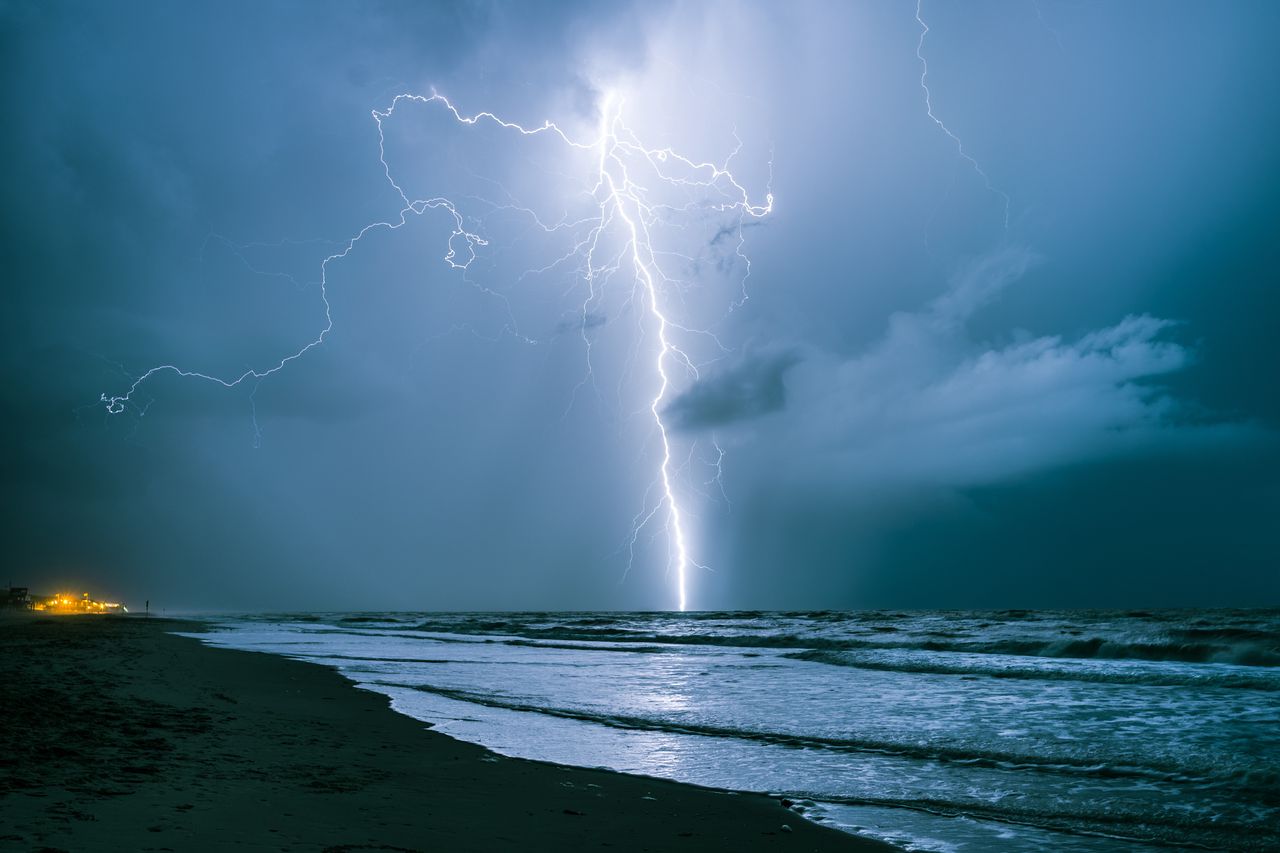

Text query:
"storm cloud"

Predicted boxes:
[[664, 345, 802, 430], [4, 1, 1278, 610], [750, 247, 1244, 488]]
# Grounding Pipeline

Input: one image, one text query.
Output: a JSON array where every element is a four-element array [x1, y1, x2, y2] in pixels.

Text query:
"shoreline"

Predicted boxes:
[[0, 614, 895, 851]]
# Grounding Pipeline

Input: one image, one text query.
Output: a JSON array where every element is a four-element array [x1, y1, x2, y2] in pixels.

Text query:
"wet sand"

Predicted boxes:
[[0, 615, 895, 852]]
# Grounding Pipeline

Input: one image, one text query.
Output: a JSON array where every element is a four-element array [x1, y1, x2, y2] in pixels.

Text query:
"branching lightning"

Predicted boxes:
[[100, 87, 772, 612], [915, 0, 1011, 229]]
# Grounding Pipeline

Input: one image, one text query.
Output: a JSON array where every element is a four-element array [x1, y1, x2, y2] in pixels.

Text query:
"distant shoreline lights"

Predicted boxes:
[[29, 591, 125, 614]]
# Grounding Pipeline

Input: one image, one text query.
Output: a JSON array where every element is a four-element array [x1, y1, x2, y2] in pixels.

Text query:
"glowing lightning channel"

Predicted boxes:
[[100, 87, 773, 613], [571, 91, 771, 612], [596, 94, 693, 612], [915, 0, 1011, 229]]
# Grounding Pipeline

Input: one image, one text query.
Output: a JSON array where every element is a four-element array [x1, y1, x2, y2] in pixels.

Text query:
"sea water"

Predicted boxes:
[[182, 610, 1280, 851]]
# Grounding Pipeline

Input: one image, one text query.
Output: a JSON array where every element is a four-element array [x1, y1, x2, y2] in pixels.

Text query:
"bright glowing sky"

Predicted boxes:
[[5, 1, 1278, 610]]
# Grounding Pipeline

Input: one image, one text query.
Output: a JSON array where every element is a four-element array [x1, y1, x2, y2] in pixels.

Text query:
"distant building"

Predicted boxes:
[[2, 585, 32, 610]]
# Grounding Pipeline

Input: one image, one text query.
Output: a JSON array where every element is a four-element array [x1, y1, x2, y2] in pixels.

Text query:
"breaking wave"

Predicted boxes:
[[400, 612, 1280, 668], [783, 649, 1280, 689], [388, 681, 1275, 796]]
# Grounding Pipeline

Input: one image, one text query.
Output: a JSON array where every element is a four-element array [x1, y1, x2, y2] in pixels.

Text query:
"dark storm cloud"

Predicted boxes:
[[4, 0, 1278, 610], [664, 345, 801, 430], [0, 0, 648, 608]]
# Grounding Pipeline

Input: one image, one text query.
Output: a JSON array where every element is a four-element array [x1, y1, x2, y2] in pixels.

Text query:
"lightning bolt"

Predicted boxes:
[[915, 0, 1011, 229], [98, 198, 484, 415], [100, 87, 772, 612]]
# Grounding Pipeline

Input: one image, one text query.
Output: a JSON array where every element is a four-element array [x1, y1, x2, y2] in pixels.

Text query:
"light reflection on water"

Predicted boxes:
[[185, 610, 1280, 852]]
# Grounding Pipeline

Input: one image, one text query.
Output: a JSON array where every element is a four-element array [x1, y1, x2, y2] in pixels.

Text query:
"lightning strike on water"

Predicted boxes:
[[100, 87, 772, 612], [915, 0, 1011, 229]]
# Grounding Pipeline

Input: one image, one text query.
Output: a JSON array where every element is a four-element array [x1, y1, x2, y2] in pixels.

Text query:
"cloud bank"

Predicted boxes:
[[683, 247, 1250, 489]]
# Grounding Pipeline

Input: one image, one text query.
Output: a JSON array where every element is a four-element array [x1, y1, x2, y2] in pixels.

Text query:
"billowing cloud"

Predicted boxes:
[[738, 247, 1252, 488]]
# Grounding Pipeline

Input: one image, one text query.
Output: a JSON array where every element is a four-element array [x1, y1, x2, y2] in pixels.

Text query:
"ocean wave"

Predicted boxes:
[[401, 618, 1280, 667], [500, 639, 672, 654], [804, 794, 1278, 851], [335, 615, 409, 624], [932, 636, 1280, 667], [386, 682, 1272, 792], [783, 650, 1280, 691], [405, 621, 857, 650]]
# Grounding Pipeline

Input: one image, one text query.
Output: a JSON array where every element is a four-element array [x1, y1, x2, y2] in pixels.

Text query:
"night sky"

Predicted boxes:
[[4, 1, 1278, 611]]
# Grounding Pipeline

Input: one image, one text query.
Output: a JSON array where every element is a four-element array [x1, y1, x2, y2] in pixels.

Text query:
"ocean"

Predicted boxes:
[[182, 610, 1280, 851]]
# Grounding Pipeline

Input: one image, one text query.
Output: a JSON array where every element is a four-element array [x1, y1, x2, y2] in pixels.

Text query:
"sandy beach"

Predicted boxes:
[[0, 615, 893, 852]]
